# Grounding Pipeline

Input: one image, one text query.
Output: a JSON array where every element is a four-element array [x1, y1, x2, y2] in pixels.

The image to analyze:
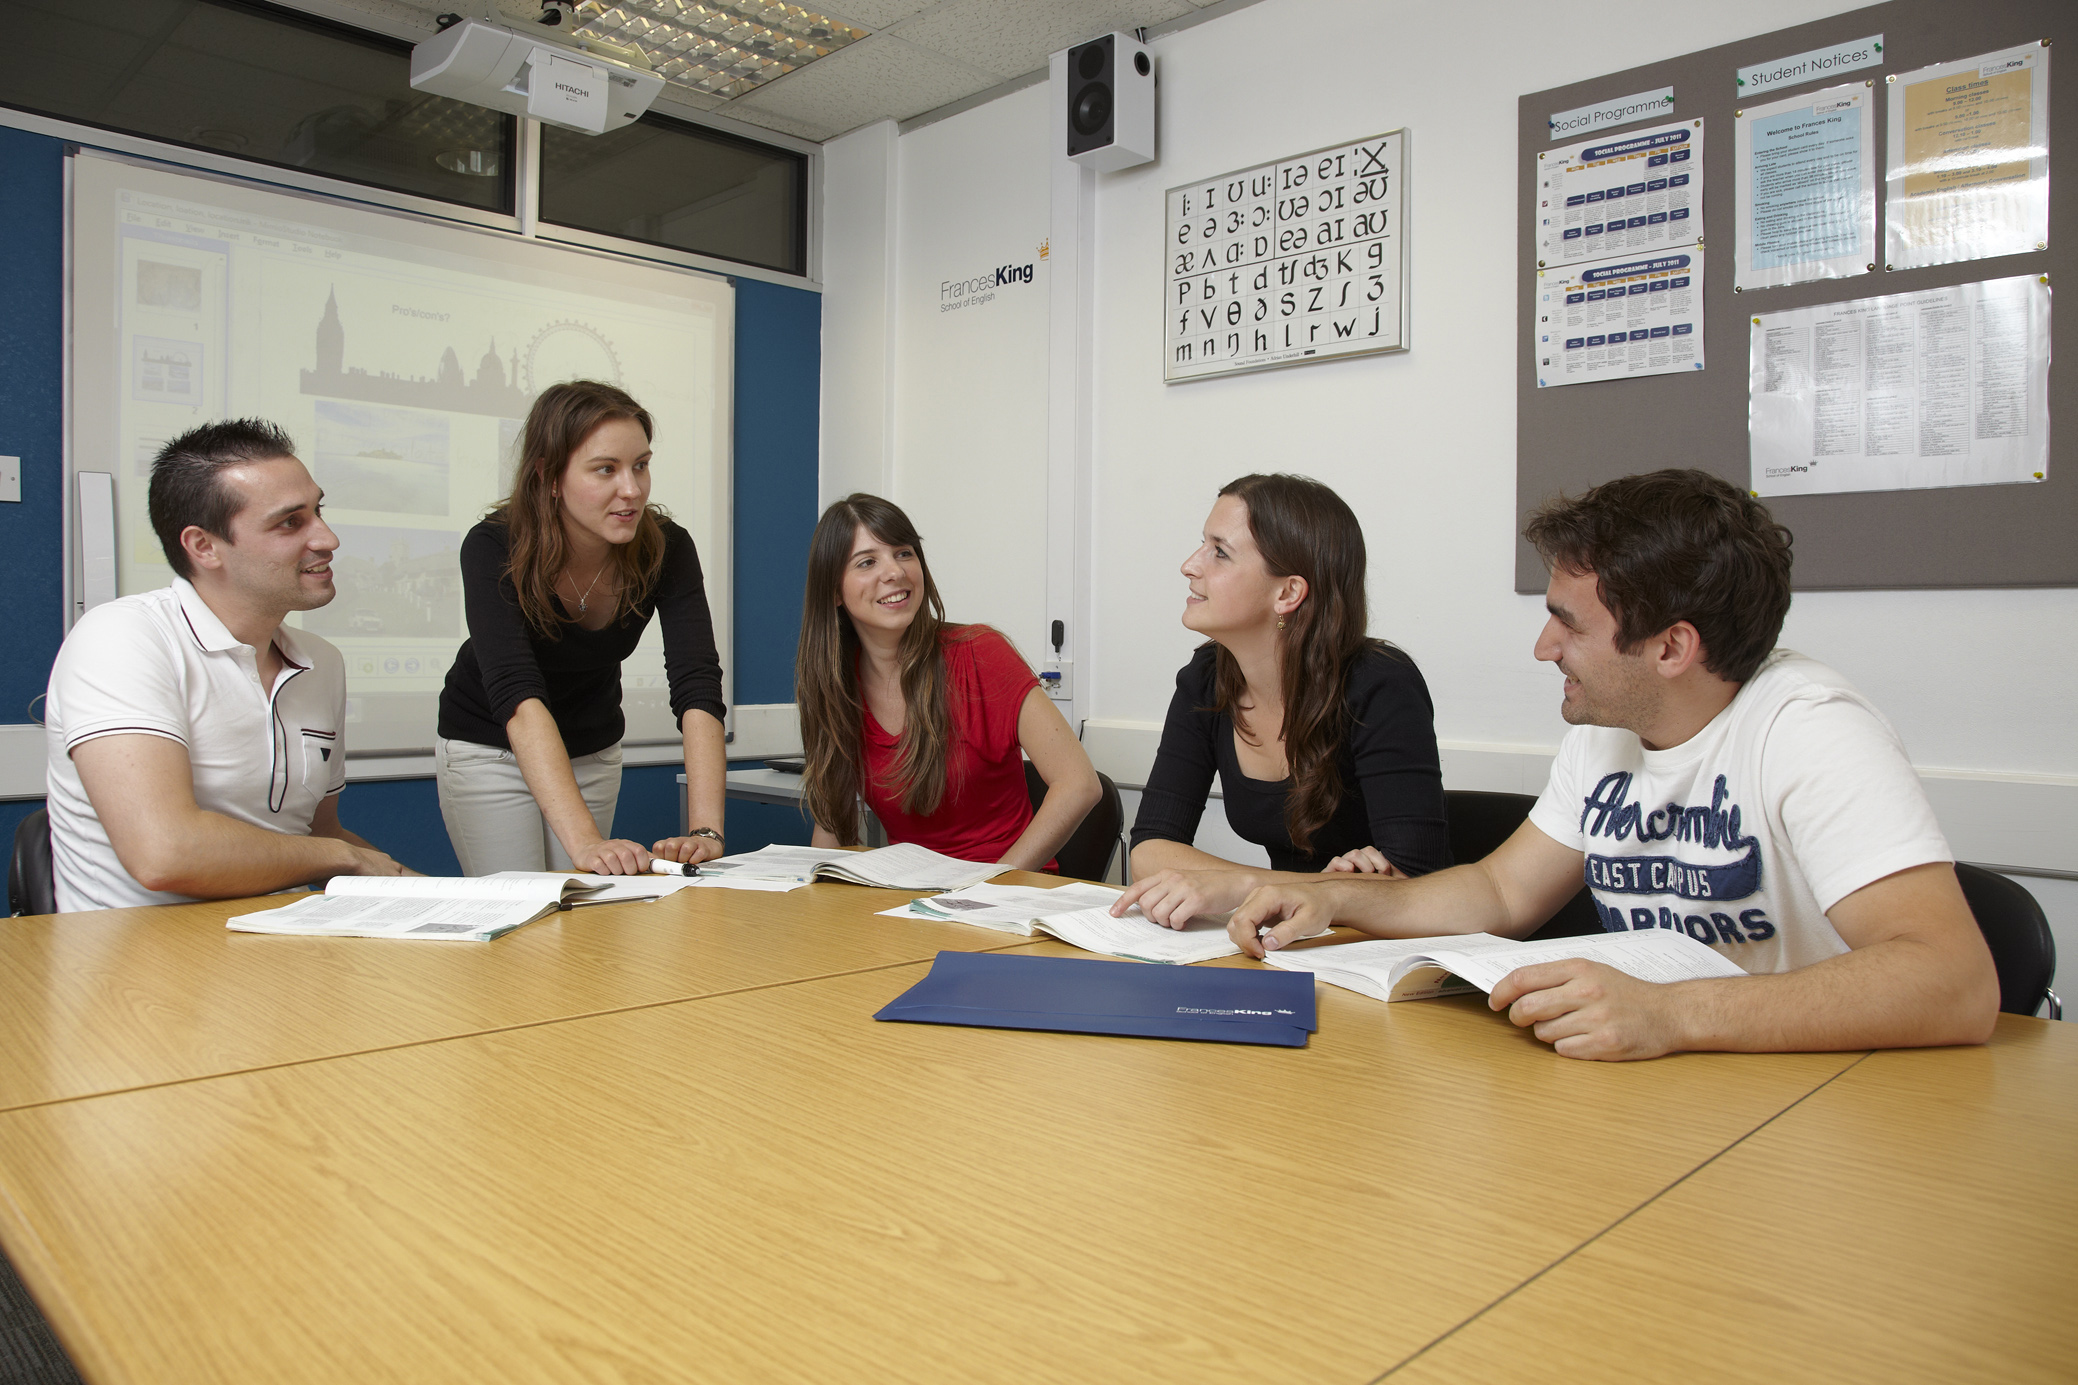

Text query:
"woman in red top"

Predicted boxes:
[[795, 494, 1101, 867]]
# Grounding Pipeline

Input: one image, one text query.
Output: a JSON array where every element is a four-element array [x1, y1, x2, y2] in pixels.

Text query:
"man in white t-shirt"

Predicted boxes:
[[44, 419, 406, 912], [1201, 469, 1997, 1060]]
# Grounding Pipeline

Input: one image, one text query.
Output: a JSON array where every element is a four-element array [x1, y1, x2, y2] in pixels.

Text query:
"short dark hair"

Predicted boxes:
[[1524, 468, 1793, 684], [148, 419, 300, 578]]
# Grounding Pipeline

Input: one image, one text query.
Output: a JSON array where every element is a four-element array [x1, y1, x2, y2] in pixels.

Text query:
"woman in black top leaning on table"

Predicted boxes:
[[1116, 473, 1450, 928], [435, 381, 728, 876]]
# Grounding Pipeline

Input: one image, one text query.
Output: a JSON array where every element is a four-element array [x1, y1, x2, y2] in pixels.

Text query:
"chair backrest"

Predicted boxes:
[[8, 808, 55, 917], [1954, 863, 2057, 1017], [1023, 762, 1125, 883], [1443, 789, 1602, 941]]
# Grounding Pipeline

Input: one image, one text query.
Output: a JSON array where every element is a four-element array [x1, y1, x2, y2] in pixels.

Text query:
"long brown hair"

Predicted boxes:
[[795, 495, 967, 844], [491, 380, 668, 639], [1210, 473, 1390, 855]]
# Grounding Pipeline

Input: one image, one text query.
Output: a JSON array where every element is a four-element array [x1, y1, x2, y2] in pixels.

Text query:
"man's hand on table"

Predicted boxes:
[[1487, 959, 1689, 1061]]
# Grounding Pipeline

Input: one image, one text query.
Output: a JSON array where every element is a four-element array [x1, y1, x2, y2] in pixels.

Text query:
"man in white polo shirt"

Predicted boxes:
[[44, 419, 406, 912]]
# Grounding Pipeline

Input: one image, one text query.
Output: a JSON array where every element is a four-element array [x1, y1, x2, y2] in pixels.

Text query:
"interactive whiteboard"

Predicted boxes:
[[69, 150, 734, 753]]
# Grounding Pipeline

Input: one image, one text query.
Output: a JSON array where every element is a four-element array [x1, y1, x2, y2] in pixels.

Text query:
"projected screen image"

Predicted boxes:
[[75, 154, 734, 753]]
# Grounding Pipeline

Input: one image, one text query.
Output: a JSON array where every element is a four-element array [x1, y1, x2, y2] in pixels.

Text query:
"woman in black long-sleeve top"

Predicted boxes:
[[1117, 473, 1449, 928], [435, 381, 727, 876]]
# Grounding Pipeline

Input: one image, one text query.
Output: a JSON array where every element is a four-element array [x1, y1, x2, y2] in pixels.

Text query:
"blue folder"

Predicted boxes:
[[874, 951, 1317, 1047]]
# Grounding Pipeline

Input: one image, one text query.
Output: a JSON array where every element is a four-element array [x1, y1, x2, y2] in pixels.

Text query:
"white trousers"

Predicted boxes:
[[434, 736, 623, 876]]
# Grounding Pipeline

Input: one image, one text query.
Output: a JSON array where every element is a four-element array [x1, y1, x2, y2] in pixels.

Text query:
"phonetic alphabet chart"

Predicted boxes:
[[1164, 130, 1407, 383]]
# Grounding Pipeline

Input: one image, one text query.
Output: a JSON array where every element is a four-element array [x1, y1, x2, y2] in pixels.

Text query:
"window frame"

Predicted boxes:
[[0, 0, 518, 217], [535, 108, 811, 279], [0, 0, 822, 289]]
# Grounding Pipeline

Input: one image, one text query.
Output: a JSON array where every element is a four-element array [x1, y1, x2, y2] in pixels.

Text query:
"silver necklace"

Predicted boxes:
[[570, 561, 609, 615]]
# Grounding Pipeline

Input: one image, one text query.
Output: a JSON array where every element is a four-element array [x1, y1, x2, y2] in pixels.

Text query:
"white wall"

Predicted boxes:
[[890, 86, 1055, 655], [819, 0, 2078, 1005], [820, 119, 899, 504]]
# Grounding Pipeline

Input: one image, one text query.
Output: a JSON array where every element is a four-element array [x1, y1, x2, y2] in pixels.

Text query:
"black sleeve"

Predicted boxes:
[[459, 522, 551, 728], [1128, 649, 1219, 852], [654, 522, 727, 727], [1347, 649, 1451, 876]]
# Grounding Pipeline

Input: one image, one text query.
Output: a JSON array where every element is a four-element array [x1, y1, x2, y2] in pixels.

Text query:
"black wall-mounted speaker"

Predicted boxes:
[[1057, 32, 1154, 171]]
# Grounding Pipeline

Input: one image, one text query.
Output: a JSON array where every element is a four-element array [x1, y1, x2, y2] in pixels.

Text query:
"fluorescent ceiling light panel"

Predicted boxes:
[[573, 1, 868, 100]]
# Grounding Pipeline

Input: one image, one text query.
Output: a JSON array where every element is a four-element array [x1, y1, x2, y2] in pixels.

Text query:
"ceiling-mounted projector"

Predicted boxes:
[[410, 16, 663, 135]]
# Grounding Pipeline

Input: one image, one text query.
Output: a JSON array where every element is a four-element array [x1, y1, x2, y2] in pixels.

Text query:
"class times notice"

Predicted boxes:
[[1749, 275, 2049, 497]]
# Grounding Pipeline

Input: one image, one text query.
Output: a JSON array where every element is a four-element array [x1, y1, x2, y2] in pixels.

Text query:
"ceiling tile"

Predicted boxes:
[[814, 0, 936, 28], [887, 0, 1192, 80], [725, 32, 1001, 136], [649, 89, 728, 115]]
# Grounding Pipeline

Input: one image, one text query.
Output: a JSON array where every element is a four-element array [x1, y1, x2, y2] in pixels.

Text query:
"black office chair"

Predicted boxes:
[[1443, 789, 1603, 940], [8, 808, 55, 918], [1024, 762, 1126, 883], [1955, 863, 2061, 1019]]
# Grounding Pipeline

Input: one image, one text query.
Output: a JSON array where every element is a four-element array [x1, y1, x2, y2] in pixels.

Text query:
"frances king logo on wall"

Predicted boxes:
[[938, 242, 1046, 314]]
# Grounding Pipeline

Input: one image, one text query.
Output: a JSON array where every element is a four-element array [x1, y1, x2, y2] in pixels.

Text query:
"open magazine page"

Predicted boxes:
[[912, 882, 1123, 925], [819, 843, 1004, 891], [1262, 935, 1514, 1001], [699, 845, 852, 880], [490, 870, 679, 904], [227, 892, 549, 940], [1424, 930, 1747, 991], [1036, 907, 1239, 965], [324, 874, 580, 903]]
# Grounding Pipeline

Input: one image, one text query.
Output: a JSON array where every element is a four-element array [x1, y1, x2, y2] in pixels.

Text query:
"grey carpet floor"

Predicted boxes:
[[0, 1248, 80, 1385]]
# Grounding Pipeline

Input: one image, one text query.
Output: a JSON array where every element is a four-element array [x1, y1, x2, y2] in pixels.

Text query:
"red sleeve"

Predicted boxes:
[[946, 627, 1039, 760]]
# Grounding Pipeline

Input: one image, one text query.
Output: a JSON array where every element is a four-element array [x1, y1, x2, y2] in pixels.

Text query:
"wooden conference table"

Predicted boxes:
[[0, 878, 2070, 1383]]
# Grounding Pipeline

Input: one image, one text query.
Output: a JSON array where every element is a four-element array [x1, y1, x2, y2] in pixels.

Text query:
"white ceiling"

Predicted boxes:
[[299, 0, 1249, 144]]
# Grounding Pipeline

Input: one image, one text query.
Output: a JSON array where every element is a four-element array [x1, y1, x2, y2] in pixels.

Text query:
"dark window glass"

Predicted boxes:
[[540, 113, 806, 276], [0, 0, 513, 213]]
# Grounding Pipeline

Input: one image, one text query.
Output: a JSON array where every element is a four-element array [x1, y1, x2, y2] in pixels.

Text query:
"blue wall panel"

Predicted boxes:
[[336, 779, 460, 877], [0, 128, 67, 726], [730, 277, 820, 706]]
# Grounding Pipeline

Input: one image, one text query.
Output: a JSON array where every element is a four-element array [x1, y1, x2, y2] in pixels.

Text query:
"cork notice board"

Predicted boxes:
[[1516, 0, 2072, 591]]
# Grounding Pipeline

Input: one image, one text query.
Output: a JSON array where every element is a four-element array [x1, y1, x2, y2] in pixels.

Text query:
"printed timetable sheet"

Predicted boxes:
[[1535, 248, 1705, 387], [1749, 274, 2049, 497], [1534, 119, 1704, 268]]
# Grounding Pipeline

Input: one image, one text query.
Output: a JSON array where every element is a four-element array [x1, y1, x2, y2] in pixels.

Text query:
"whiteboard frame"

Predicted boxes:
[[1162, 128, 1411, 384]]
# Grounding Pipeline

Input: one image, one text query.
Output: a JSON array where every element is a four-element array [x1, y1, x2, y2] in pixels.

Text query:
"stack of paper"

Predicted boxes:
[[883, 881, 1239, 965], [699, 842, 1004, 891]]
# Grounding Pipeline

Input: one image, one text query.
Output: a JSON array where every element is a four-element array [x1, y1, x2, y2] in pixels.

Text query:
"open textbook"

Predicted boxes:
[[227, 874, 636, 942], [698, 842, 1004, 891], [1262, 929, 1747, 1002], [883, 881, 1241, 965]]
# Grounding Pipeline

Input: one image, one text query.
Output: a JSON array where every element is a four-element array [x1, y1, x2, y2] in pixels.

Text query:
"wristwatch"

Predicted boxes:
[[688, 827, 724, 848]]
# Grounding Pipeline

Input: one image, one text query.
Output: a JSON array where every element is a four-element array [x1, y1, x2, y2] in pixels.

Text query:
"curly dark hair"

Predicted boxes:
[[1524, 469, 1793, 684]]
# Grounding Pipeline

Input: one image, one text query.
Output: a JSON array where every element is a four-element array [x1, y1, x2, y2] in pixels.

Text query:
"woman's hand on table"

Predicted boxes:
[[1323, 846, 1406, 877], [1110, 868, 1256, 930], [651, 834, 726, 866], [570, 838, 655, 875]]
